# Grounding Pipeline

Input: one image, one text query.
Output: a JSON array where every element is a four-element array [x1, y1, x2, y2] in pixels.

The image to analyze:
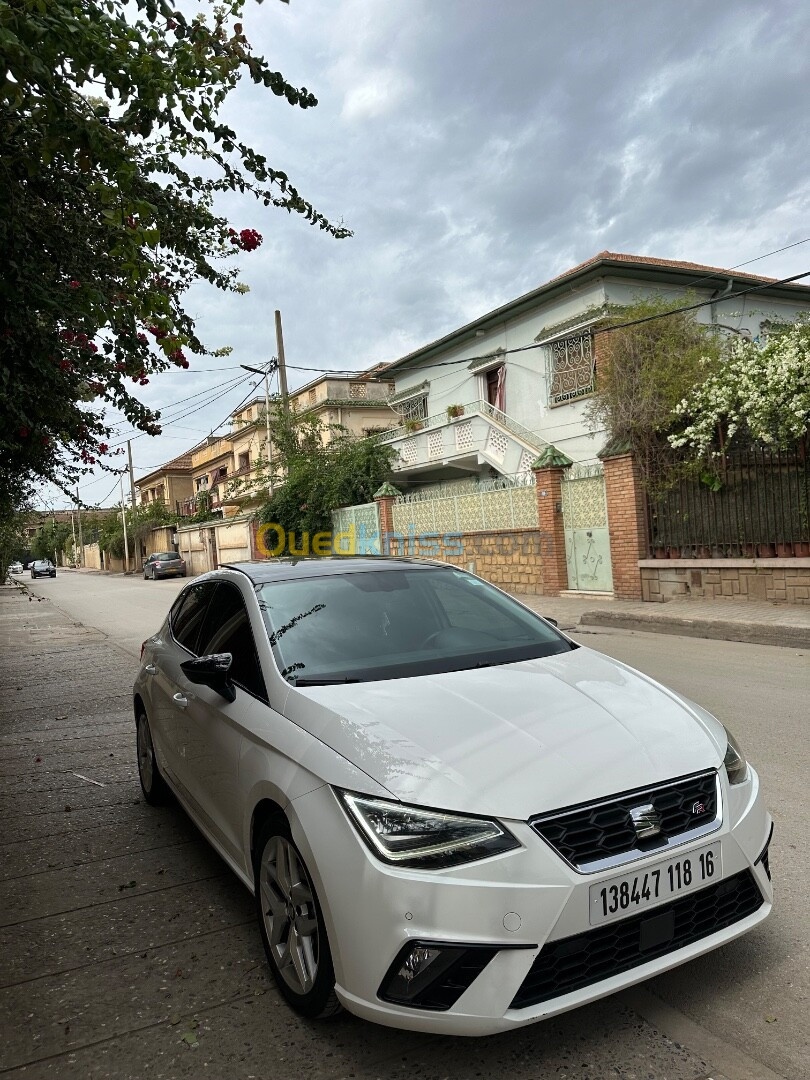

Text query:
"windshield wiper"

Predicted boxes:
[[292, 677, 361, 686]]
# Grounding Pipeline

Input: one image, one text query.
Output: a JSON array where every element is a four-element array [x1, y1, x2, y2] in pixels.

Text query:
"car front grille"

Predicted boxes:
[[530, 770, 719, 871], [511, 869, 763, 1009]]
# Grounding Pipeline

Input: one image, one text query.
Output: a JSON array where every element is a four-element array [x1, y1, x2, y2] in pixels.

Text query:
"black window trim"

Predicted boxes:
[[169, 580, 218, 658], [190, 578, 269, 705]]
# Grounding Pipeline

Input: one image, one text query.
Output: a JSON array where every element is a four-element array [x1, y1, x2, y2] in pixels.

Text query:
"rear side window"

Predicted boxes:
[[171, 582, 216, 654], [196, 582, 267, 701]]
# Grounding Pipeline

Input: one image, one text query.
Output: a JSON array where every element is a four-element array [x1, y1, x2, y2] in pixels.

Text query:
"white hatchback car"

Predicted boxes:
[[133, 558, 772, 1036]]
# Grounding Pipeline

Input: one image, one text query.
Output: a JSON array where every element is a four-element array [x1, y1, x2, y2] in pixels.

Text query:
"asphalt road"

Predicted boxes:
[[4, 570, 808, 1079]]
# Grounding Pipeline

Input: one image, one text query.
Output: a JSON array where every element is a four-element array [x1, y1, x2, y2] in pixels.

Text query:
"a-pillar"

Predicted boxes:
[[598, 438, 646, 600], [374, 482, 401, 555], [532, 446, 572, 596]]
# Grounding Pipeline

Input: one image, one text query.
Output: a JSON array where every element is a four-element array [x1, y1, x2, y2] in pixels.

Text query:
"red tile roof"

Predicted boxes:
[[549, 250, 786, 288]]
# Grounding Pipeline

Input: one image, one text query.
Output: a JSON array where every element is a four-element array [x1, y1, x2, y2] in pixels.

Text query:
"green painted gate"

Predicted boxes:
[[561, 465, 613, 593]]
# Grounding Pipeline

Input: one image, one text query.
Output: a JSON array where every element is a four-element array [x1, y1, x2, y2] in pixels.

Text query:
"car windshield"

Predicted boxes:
[[156, 552, 179, 560], [256, 567, 574, 685]]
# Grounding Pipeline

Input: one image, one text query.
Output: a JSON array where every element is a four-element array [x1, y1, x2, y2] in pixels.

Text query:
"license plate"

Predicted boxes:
[[589, 843, 722, 925]]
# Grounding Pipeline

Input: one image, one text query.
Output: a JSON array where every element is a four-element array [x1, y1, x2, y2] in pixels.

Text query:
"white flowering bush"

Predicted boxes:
[[669, 316, 810, 456]]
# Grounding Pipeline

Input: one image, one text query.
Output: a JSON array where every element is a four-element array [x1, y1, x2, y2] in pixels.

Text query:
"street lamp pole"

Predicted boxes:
[[119, 475, 130, 573], [241, 362, 275, 496]]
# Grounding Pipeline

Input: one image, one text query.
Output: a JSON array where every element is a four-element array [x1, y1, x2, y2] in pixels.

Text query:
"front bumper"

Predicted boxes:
[[289, 769, 772, 1036]]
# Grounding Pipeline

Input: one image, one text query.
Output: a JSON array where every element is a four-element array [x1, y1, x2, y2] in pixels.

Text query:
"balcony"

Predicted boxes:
[[378, 399, 549, 479]]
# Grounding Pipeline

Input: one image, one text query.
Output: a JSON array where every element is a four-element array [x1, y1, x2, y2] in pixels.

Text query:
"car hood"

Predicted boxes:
[[282, 646, 726, 820]]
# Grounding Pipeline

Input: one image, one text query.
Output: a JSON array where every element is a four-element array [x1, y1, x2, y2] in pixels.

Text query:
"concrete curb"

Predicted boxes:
[[580, 608, 810, 650]]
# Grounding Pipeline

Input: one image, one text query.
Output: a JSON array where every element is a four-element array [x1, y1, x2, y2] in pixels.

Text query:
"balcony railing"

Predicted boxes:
[[378, 399, 549, 452]]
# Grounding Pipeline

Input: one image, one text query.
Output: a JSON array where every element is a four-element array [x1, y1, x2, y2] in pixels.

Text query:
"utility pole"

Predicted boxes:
[[119, 475, 130, 574], [127, 440, 137, 515], [70, 511, 77, 567], [127, 440, 138, 571], [76, 486, 84, 567], [241, 362, 275, 495], [274, 310, 289, 410]]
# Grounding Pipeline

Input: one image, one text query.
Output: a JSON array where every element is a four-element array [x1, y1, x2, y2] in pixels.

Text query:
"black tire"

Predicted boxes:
[[136, 709, 171, 805], [253, 814, 341, 1020]]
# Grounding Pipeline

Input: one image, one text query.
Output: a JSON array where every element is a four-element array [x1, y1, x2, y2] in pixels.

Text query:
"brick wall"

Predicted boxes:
[[533, 467, 567, 595], [387, 528, 547, 594], [640, 560, 810, 606], [602, 453, 647, 600]]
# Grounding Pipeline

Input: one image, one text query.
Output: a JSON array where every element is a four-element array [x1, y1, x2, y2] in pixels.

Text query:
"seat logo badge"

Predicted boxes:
[[692, 800, 706, 816], [630, 803, 662, 840]]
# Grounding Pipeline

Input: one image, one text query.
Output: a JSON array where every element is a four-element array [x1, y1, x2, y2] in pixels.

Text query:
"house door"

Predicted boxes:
[[561, 466, 613, 592]]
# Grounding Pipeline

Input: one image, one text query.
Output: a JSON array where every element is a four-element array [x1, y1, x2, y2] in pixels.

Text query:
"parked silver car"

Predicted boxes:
[[143, 552, 187, 580]]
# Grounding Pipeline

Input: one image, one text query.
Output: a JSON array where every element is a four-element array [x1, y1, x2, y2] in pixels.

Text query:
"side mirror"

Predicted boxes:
[[545, 617, 558, 627], [181, 653, 236, 703]]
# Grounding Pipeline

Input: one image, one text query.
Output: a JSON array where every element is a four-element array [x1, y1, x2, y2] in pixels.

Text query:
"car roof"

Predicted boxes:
[[221, 556, 453, 585]]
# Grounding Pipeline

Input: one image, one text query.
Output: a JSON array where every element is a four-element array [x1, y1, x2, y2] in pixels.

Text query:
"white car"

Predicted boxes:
[[133, 558, 772, 1036], [8, 562, 23, 575]]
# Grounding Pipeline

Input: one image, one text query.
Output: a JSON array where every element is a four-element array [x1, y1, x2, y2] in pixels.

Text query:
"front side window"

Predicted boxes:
[[196, 583, 267, 700], [547, 333, 595, 406], [257, 568, 574, 686], [171, 582, 217, 653]]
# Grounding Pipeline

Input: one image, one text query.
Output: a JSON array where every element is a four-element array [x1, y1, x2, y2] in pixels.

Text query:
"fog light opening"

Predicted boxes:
[[381, 943, 464, 1007], [379, 940, 503, 1011]]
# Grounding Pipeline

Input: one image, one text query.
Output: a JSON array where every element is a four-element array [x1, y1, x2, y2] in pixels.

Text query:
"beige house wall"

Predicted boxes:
[[138, 470, 194, 508], [82, 542, 102, 570], [176, 515, 253, 575], [144, 526, 177, 558]]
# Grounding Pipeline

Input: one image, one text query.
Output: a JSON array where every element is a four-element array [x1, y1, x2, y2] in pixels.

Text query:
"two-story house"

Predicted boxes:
[[195, 367, 397, 514], [135, 448, 197, 512], [378, 251, 810, 596]]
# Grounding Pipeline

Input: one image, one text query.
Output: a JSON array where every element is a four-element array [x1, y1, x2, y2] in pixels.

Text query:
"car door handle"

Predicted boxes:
[[144, 663, 157, 674], [172, 692, 189, 708]]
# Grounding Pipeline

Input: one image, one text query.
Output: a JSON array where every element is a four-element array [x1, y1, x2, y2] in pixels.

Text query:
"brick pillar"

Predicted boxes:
[[599, 446, 647, 600], [374, 482, 401, 555], [532, 447, 572, 596]]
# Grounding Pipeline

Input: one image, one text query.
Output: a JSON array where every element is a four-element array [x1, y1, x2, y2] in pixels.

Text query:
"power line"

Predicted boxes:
[[109, 372, 250, 440], [595, 268, 810, 335], [110, 372, 255, 447], [673, 236, 810, 293]]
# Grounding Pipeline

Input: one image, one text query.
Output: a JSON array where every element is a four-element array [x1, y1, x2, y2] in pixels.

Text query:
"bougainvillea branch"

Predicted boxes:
[[0, 0, 350, 513]]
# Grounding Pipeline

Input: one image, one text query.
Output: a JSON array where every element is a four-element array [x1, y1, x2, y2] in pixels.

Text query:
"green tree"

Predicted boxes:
[[0, 503, 30, 571], [256, 404, 396, 552], [586, 296, 725, 488], [0, 0, 350, 513], [30, 521, 72, 562]]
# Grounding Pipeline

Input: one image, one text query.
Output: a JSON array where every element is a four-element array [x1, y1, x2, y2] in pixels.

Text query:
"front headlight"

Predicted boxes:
[[723, 727, 749, 785], [337, 790, 521, 869]]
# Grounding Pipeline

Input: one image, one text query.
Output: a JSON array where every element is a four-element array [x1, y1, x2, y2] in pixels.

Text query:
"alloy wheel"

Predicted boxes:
[[259, 835, 319, 995]]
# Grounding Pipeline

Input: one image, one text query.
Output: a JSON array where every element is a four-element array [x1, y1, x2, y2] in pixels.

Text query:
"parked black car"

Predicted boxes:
[[30, 560, 56, 579], [143, 552, 187, 580]]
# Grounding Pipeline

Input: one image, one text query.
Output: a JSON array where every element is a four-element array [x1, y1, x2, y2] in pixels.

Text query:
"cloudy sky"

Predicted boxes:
[[55, 0, 810, 509]]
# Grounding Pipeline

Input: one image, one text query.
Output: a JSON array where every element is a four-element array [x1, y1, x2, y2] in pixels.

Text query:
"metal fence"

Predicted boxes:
[[646, 448, 810, 557], [392, 474, 538, 535]]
